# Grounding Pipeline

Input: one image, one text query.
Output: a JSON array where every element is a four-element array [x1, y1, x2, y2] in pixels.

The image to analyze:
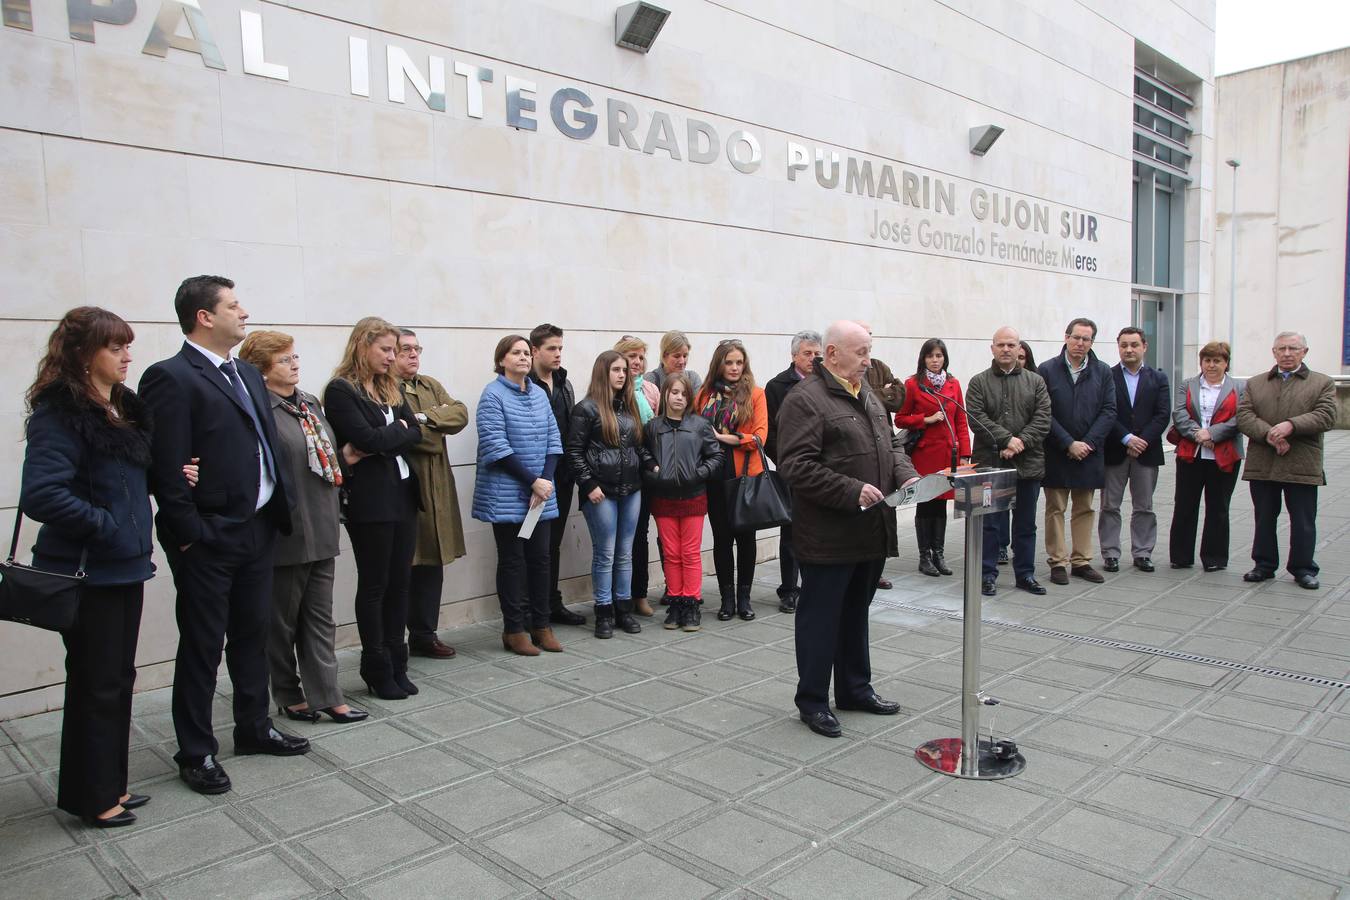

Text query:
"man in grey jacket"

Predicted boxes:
[[966, 327, 1052, 596]]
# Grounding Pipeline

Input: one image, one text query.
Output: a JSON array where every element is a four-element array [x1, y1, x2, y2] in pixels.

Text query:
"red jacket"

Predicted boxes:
[[895, 374, 972, 485]]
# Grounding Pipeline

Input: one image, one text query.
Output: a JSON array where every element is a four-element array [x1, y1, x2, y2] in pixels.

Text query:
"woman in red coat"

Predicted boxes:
[[894, 338, 971, 576]]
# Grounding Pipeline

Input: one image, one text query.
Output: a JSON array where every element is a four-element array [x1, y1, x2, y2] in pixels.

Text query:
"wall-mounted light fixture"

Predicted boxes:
[[969, 125, 1004, 156], [615, 2, 670, 54]]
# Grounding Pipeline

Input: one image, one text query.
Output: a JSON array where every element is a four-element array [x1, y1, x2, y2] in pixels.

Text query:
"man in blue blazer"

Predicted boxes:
[[140, 275, 305, 796], [1099, 327, 1171, 572]]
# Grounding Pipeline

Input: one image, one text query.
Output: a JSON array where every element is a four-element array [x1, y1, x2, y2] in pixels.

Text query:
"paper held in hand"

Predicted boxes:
[[518, 500, 545, 539], [861, 472, 961, 511]]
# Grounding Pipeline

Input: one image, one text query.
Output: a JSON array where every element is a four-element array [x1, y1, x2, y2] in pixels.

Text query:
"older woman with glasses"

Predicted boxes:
[[239, 331, 367, 725], [695, 338, 768, 621]]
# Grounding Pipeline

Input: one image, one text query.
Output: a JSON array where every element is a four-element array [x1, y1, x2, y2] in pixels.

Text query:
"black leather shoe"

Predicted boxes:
[[1015, 578, 1047, 595], [1102, 557, 1119, 573], [1243, 568, 1274, 582], [1202, 564, 1224, 572], [1295, 574, 1320, 590], [800, 710, 842, 737], [235, 727, 310, 757], [1171, 561, 1193, 569], [180, 755, 231, 794], [550, 606, 587, 626], [778, 590, 799, 613], [981, 579, 996, 596], [83, 809, 136, 828], [280, 705, 321, 723], [1134, 557, 1155, 572], [120, 793, 150, 810], [319, 706, 369, 723], [836, 694, 901, 715]]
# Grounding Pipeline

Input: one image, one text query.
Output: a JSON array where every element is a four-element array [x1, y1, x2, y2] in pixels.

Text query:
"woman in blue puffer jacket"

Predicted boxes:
[[472, 334, 564, 656], [20, 308, 158, 829]]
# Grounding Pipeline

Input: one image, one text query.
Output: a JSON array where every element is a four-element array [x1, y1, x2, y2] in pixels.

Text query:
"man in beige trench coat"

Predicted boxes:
[[396, 328, 469, 656]]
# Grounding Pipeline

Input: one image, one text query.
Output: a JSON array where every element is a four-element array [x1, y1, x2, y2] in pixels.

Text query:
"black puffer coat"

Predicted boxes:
[[566, 394, 652, 501], [643, 415, 723, 500], [20, 383, 155, 586]]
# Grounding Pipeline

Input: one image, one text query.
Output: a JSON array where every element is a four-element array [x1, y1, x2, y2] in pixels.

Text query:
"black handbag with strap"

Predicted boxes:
[[0, 507, 84, 632], [724, 435, 792, 532]]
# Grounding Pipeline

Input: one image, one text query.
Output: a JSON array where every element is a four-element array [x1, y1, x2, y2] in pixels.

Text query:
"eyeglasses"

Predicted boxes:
[[1273, 345, 1305, 353], [276, 354, 300, 366], [398, 345, 424, 356]]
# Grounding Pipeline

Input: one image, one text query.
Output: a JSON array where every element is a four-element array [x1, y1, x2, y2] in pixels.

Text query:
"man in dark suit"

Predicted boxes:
[[1099, 327, 1171, 572], [140, 275, 307, 796]]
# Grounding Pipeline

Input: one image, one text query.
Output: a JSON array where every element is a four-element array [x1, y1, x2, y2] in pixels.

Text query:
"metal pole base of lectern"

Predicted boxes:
[[912, 467, 1027, 780], [914, 737, 1026, 780]]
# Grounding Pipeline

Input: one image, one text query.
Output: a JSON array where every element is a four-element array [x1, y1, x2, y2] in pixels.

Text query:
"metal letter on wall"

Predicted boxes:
[[641, 110, 681, 159], [607, 98, 640, 150], [454, 62, 493, 119], [386, 45, 446, 112], [687, 119, 719, 165], [68, 0, 136, 42], [3, 0, 33, 31], [505, 76, 537, 131], [142, 0, 225, 70], [726, 129, 762, 175], [349, 36, 369, 96], [240, 9, 288, 81], [550, 87, 596, 140]]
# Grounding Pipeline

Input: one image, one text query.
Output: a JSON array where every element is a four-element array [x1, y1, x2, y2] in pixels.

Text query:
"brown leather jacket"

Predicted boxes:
[[777, 364, 918, 564]]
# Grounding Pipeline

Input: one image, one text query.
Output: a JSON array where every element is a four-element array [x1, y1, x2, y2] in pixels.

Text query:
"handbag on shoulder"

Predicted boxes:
[[724, 436, 792, 532], [0, 508, 83, 632]]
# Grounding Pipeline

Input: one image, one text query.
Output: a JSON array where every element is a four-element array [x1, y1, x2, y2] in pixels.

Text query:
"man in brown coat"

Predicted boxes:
[[396, 329, 470, 655], [1236, 331, 1336, 589], [778, 320, 919, 738]]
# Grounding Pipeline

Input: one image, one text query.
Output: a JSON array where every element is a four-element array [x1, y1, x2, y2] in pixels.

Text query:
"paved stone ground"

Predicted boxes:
[[3, 433, 1349, 899]]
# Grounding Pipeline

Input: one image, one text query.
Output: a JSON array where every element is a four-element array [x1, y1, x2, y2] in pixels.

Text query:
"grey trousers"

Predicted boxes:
[[1098, 459, 1160, 560], [268, 558, 344, 710]]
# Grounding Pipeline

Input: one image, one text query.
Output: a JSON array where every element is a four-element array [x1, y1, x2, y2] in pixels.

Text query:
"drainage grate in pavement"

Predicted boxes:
[[871, 596, 1350, 690]]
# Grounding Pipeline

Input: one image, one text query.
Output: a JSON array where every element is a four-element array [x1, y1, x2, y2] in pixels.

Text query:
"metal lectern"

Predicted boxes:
[[913, 466, 1026, 779]]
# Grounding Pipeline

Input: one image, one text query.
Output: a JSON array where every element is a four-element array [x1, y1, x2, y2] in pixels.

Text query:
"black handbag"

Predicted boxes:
[[901, 428, 923, 455], [724, 436, 792, 532], [0, 507, 84, 632]]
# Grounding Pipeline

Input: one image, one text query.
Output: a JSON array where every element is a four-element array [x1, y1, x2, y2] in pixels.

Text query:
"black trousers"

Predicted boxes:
[[778, 524, 799, 597], [346, 515, 417, 653], [631, 489, 651, 599], [407, 564, 444, 644], [547, 478, 575, 607], [794, 558, 885, 714], [58, 583, 143, 817], [706, 479, 757, 593], [1250, 480, 1320, 577], [493, 522, 552, 632], [1169, 459, 1239, 568], [166, 515, 276, 765]]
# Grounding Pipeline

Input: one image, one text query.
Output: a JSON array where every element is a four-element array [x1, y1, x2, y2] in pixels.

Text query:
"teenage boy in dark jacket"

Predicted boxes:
[[1037, 318, 1116, 586]]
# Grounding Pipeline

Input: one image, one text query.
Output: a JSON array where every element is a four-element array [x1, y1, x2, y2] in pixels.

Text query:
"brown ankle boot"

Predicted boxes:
[[634, 596, 655, 617], [530, 627, 564, 652], [502, 631, 541, 656]]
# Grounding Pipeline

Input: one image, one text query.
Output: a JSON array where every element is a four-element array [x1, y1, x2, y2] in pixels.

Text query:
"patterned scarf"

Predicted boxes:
[[697, 382, 739, 433], [925, 370, 948, 390], [277, 393, 342, 485]]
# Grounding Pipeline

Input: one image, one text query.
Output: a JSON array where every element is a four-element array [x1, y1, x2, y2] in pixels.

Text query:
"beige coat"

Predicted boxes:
[[1236, 365, 1336, 486], [402, 374, 469, 564]]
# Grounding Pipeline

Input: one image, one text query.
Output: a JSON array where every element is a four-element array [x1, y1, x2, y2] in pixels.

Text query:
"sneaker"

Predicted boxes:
[[981, 579, 996, 596], [997, 548, 1009, 565]]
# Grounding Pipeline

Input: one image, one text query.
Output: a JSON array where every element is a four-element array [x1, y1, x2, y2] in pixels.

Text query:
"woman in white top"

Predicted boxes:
[[1168, 341, 1246, 571]]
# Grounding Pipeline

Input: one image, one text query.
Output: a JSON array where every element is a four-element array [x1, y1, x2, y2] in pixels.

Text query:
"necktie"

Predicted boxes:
[[221, 360, 277, 480]]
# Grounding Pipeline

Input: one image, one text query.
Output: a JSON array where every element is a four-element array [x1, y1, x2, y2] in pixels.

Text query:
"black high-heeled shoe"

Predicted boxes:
[[82, 809, 136, 828], [279, 705, 321, 723], [318, 706, 369, 724]]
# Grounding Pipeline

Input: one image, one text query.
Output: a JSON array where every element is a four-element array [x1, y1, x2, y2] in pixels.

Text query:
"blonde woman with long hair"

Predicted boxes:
[[323, 317, 423, 700]]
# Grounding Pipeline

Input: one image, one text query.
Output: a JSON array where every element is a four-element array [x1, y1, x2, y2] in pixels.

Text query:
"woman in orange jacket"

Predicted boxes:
[[695, 339, 768, 621]]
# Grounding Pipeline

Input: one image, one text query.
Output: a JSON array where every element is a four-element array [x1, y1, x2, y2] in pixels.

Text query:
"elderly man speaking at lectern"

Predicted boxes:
[[776, 320, 920, 738]]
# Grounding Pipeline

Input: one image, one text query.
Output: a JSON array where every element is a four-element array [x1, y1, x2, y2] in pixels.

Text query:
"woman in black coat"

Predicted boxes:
[[20, 308, 158, 828], [323, 317, 422, 700]]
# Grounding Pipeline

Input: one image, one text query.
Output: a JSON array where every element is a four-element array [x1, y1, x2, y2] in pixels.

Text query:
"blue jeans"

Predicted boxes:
[[982, 477, 1040, 582], [580, 491, 642, 605]]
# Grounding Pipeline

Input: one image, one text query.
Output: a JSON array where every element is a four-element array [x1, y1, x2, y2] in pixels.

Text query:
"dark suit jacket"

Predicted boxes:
[[1104, 364, 1170, 467], [139, 342, 294, 548], [322, 377, 422, 523]]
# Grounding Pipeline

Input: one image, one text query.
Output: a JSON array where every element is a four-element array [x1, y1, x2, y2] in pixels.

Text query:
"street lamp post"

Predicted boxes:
[[1226, 158, 1240, 352]]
